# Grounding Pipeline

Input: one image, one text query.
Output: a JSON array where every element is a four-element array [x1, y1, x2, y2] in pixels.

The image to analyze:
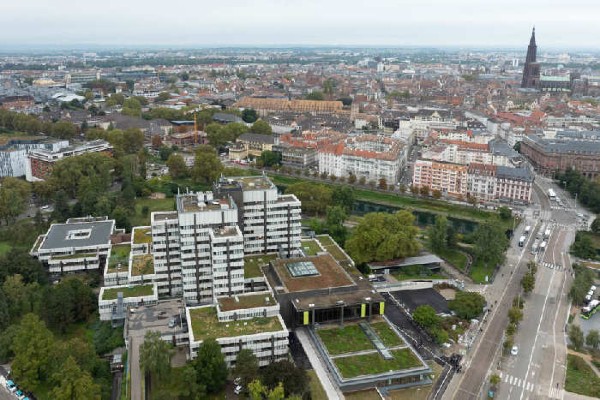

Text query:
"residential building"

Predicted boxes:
[[235, 97, 343, 116], [26, 139, 113, 181], [98, 283, 158, 321], [318, 134, 406, 184], [229, 133, 275, 161], [31, 218, 116, 274], [0, 137, 68, 177], [520, 134, 600, 178], [412, 160, 467, 197], [495, 166, 534, 204]]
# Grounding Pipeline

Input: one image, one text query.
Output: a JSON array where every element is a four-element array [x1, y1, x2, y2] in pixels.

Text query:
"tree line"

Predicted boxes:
[[556, 167, 600, 213], [0, 109, 78, 139]]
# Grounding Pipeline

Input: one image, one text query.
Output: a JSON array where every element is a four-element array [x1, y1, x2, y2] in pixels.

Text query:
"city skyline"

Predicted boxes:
[[1, 0, 599, 49]]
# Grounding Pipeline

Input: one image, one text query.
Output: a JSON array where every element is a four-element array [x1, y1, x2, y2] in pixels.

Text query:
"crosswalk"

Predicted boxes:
[[542, 262, 563, 270], [498, 372, 564, 398]]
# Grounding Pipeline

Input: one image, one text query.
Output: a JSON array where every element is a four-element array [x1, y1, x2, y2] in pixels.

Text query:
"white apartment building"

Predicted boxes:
[[318, 135, 406, 184], [412, 160, 468, 197]]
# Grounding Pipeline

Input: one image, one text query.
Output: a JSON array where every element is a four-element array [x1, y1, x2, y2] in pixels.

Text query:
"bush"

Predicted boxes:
[[449, 291, 486, 320]]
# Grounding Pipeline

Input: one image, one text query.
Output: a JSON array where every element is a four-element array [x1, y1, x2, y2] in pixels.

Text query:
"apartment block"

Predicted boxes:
[[412, 160, 467, 197]]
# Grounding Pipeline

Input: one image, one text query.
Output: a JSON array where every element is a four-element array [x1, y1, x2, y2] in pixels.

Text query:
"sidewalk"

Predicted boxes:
[[295, 328, 344, 400]]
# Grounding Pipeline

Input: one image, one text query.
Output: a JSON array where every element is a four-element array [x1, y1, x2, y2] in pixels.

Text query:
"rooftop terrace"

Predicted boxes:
[[270, 254, 355, 292], [236, 176, 273, 190], [107, 244, 131, 273], [189, 306, 284, 341], [178, 195, 232, 213], [132, 227, 152, 244]]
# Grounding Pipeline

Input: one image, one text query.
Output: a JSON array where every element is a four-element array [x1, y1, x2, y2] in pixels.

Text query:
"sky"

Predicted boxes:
[[1, 0, 599, 49]]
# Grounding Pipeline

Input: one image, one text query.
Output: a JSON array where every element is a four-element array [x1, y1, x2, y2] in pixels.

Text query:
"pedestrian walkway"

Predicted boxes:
[[498, 371, 536, 393], [295, 328, 344, 400], [542, 262, 563, 270]]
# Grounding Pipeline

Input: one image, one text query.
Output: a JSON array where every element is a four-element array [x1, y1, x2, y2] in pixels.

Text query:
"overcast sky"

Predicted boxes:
[[1, 0, 598, 49]]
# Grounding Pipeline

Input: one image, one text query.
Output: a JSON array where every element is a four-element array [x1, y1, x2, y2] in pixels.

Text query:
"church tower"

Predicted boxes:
[[521, 27, 541, 89]]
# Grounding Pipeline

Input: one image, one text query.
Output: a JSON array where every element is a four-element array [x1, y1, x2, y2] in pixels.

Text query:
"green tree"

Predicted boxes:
[[508, 306, 523, 325], [326, 205, 348, 246], [449, 291, 486, 320], [571, 232, 596, 259], [345, 211, 420, 265], [232, 348, 259, 387], [193, 338, 227, 394], [122, 98, 142, 117], [305, 91, 324, 101], [473, 221, 508, 268], [250, 120, 272, 135], [521, 272, 535, 294], [591, 217, 600, 234], [490, 374, 501, 388], [0, 177, 31, 224], [412, 305, 440, 329], [569, 264, 597, 305], [11, 313, 55, 391], [261, 360, 308, 398], [332, 185, 355, 213], [497, 206, 512, 220], [156, 92, 171, 102], [140, 331, 172, 398], [191, 145, 223, 184], [259, 150, 282, 167], [428, 215, 448, 253], [419, 185, 430, 197], [242, 108, 258, 123], [51, 120, 78, 139], [569, 324, 584, 351], [285, 182, 332, 216], [50, 356, 101, 400], [166, 154, 189, 179], [586, 329, 600, 349], [248, 380, 285, 400], [111, 206, 132, 232]]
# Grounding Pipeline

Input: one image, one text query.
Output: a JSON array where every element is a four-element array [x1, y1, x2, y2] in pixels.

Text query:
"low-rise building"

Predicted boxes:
[[229, 133, 275, 160], [98, 283, 159, 321]]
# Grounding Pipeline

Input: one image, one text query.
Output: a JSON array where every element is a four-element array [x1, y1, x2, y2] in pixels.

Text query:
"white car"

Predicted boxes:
[[234, 385, 243, 395], [511, 345, 519, 356]]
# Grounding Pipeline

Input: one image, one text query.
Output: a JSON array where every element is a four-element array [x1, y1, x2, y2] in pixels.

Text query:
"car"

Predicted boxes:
[[168, 318, 176, 328], [40, 205, 49, 210], [511, 345, 519, 356], [234, 385, 243, 395], [5, 380, 16, 391], [233, 377, 242, 386]]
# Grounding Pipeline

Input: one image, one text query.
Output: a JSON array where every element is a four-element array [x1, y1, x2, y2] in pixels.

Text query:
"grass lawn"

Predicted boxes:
[[317, 324, 374, 355], [307, 370, 328, 400], [469, 258, 496, 284], [334, 349, 422, 378], [131, 197, 176, 227], [0, 241, 12, 256], [370, 322, 404, 347], [244, 253, 277, 278], [301, 239, 322, 256], [102, 284, 154, 300], [391, 266, 446, 281], [387, 362, 442, 400], [437, 248, 468, 271], [565, 354, 600, 398], [345, 390, 382, 400]]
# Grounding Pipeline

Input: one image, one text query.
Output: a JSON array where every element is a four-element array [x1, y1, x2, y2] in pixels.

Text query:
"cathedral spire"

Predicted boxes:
[[529, 27, 536, 46], [521, 27, 540, 89]]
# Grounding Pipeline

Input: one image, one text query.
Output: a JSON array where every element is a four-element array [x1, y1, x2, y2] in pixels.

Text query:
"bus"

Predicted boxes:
[[548, 188, 557, 201], [582, 300, 600, 320]]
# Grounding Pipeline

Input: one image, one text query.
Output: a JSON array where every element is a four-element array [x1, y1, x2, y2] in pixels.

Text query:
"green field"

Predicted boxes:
[[334, 349, 422, 378], [317, 324, 374, 355], [469, 258, 496, 284], [436, 248, 468, 271], [131, 197, 176, 227], [565, 354, 600, 398]]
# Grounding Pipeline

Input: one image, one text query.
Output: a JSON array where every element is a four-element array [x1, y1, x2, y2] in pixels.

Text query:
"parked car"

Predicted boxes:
[[511, 345, 519, 356], [234, 385, 243, 395]]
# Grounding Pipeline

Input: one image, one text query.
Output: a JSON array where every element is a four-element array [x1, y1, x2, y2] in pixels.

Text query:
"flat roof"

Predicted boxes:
[[132, 227, 152, 244], [40, 220, 114, 250], [131, 254, 154, 276], [244, 253, 278, 278], [102, 284, 155, 300], [235, 176, 274, 190], [293, 288, 384, 311], [218, 293, 276, 312], [270, 254, 355, 293], [177, 194, 232, 213], [189, 306, 284, 341]]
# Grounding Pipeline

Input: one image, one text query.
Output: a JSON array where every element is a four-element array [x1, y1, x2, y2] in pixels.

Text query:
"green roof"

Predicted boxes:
[[102, 284, 154, 300], [244, 253, 277, 278], [52, 252, 96, 260], [301, 239, 322, 256], [189, 307, 283, 341], [334, 349, 423, 379], [131, 254, 154, 276], [218, 294, 276, 311], [133, 227, 152, 244], [107, 244, 131, 273]]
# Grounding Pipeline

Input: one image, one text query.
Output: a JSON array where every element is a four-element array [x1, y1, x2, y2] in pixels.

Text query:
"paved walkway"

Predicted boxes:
[[130, 335, 143, 400], [295, 328, 344, 400]]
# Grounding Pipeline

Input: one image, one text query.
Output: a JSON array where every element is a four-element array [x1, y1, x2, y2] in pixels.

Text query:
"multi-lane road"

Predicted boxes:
[[443, 176, 583, 400]]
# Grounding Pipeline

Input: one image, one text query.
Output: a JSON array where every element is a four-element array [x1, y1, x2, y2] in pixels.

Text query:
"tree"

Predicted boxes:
[[348, 174, 357, 184], [159, 145, 174, 161], [586, 329, 600, 349], [259, 150, 281, 167], [521, 272, 535, 294], [358, 176, 366, 186], [140, 331, 172, 398], [419, 185, 430, 197], [50, 356, 100, 400], [242, 108, 258, 123], [156, 92, 171, 102], [571, 232, 597, 259], [285, 182, 332, 217], [51, 120, 77, 139], [11, 314, 55, 391], [569, 324, 584, 351], [428, 215, 448, 253], [233, 349, 259, 388], [490, 374, 501, 388], [191, 145, 223, 184], [250, 120, 272, 135], [0, 248, 47, 286], [432, 189, 442, 199], [166, 154, 189, 179], [497, 206, 512, 220], [473, 221, 508, 269], [305, 91, 324, 101], [248, 380, 285, 400], [449, 291, 486, 320], [111, 206, 132, 232], [412, 305, 440, 329], [193, 338, 227, 394], [326, 206, 348, 246], [122, 98, 142, 117], [0, 177, 31, 224], [508, 306, 523, 325], [345, 211, 420, 265], [591, 217, 600, 234], [378, 178, 387, 190], [261, 360, 308, 398]]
